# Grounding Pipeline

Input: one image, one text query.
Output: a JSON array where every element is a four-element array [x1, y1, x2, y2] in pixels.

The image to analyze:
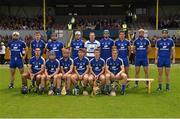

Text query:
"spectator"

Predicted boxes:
[[0, 42, 6, 64]]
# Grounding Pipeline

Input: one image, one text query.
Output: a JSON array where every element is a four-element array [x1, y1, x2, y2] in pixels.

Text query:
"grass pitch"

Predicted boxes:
[[0, 64, 180, 118]]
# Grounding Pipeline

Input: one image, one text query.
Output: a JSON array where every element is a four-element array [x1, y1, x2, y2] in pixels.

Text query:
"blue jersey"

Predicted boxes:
[[156, 38, 175, 58], [106, 57, 124, 75], [60, 57, 73, 73], [8, 39, 26, 59], [47, 40, 64, 59], [29, 56, 45, 74], [134, 37, 150, 59], [45, 59, 60, 75], [115, 39, 130, 58], [71, 39, 84, 59], [31, 39, 45, 56], [100, 38, 114, 60], [90, 58, 105, 75], [74, 57, 89, 75]]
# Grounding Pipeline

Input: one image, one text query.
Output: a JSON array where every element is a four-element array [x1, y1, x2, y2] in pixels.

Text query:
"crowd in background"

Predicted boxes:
[[149, 15, 180, 29], [1, 15, 180, 30], [0, 15, 55, 30]]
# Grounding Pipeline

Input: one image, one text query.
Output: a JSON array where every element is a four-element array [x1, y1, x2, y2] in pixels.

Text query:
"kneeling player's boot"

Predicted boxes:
[[134, 81, 139, 88], [110, 89, 116, 96], [56, 88, 61, 95], [105, 85, 110, 95], [157, 84, 162, 91], [48, 89, 54, 96], [8, 82, 14, 89], [21, 86, 28, 94], [66, 90, 71, 95], [100, 86, 105, 95], [83, 90, 89, 96], [34, 87, 39, 93], [39, 87, 45, 95], [166, 83, 170, 91]]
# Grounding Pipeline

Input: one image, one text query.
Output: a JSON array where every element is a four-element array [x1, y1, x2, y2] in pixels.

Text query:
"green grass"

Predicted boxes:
[[0, 64, 180, 118]]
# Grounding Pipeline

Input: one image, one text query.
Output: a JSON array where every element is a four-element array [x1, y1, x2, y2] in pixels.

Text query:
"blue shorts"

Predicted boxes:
[[10, 58, 24, 69], [157, 57, 171, 68], [135, 57, 149, 67], [121, 57, 129, 67]]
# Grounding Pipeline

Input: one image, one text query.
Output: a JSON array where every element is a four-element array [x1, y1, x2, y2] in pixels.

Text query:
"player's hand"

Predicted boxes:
[[95, 75, 98, 80], [172, 59, 175, 64], [48, 75, 52, 79], [155, 59, 158, 64], [79, 75, 83, 80], [110, 73, 115, 77]]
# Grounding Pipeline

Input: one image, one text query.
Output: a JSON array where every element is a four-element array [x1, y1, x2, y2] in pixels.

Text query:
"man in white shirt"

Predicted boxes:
[[84, 32, 100, 60], [0, 42, 6, 64]]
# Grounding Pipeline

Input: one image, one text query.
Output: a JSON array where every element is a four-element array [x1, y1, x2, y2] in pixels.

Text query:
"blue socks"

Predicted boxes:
[[121, 85, 125, 95]]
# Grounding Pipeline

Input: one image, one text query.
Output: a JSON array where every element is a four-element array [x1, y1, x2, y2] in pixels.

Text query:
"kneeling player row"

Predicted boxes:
[[21, 47, 127, 95]]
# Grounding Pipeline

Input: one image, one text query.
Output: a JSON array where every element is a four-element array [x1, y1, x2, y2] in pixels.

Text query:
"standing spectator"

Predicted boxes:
[[0, 42, 6, 64]]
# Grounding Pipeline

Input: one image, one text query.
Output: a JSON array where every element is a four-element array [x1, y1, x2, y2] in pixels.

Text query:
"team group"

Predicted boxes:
[[7, 28, 175, 95]]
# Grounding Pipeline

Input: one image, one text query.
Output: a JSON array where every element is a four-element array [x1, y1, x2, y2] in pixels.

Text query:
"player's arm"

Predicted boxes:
[[132, 41, 136, 54], [70, 42, 73, 53], [97, 65, 105, 78], [105, 63, 114, 76], [89, 64, 97, 77], [7, 47, 11, 58], [117, 65, 125, 76], [33, 59, 46, 76], [34, 64, 45, 75], [171, 42, 176, 64], [65, 63, 73, 74], [74, 66, 80, 76], [117, 59, 125, 75], [46, 43, 50, 57], [27, 64, 35, 79], [28, 64, 33, 75], [155, 42, 159, 64], [7, 42, 11, 58], [81, 64, 89, 76], [61, 66, 65, 74], [42, 41, 46, 55], [128, 42, 131, 58], [23, 46, 28, 60], [147, 40, 152, 54], [65, 59, 74, 75], [49, 67, 60, 78], [45, 68, 49, 76]]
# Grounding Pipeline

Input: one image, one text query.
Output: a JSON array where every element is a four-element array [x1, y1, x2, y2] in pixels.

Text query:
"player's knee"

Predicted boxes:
[[83, 74, 89, 79], [121, 73, 127, 80], [165, 72, 170, 77], [88, 76, 94, 82], [54, 74, 58, 79], [100, 75, 105, 81], [22, 73, 27, 78], [19, 69, 24, 74], [71, 74, 76, 80], [36, 75, 41, 80], [57, 73, 62, 79], [67, 74, 71, 79]]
